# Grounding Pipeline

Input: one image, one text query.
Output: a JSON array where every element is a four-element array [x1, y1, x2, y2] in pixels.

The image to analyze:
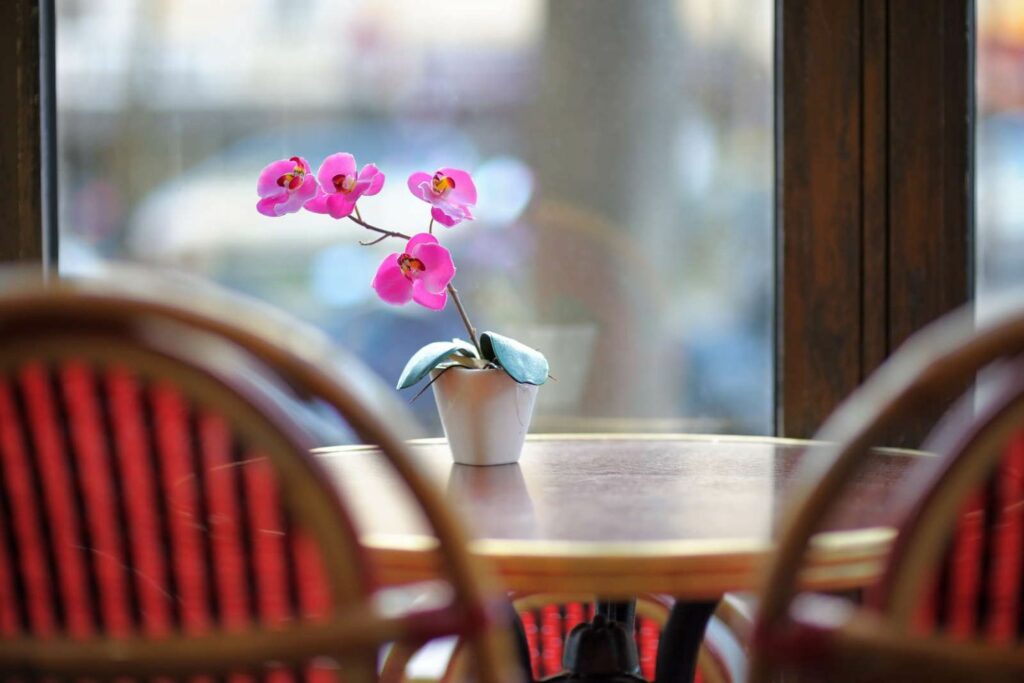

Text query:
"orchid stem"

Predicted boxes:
[[347, 214, 410, 241], [428, 218, 435, 235], [358, 234, 390, 246], [447, 283, 482, 357]]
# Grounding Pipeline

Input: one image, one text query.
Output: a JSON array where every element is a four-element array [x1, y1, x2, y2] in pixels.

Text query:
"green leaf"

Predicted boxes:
[[396, 341, 471, 390], [479, 331, 549, 385], [441, 354, 490, 370], [451, 338, 479, 358]]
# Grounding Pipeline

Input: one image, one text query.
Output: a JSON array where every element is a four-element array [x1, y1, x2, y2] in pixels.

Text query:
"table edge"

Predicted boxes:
[[312, 432, 932, 458], [361, 527, 896, 598]]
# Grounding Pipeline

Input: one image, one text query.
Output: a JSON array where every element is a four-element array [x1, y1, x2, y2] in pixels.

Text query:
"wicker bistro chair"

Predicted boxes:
[[507, 594, 742, 683], [0, 268, 521, 683], [738, 301, 1024, 682], [510, 594, 671, 681], [384, 593, 743, 683]]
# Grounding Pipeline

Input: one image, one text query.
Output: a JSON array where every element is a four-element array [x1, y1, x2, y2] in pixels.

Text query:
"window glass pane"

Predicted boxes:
[[977, 0, 1024, 310], [57, 0, 774, 435]]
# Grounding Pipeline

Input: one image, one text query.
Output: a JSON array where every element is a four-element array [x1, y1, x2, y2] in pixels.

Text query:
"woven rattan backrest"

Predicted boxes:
[[879, 366, 1024, 637], [0, 320, 376, 679], [750, 302, 1024, 682], [0, 268, 519, 683]]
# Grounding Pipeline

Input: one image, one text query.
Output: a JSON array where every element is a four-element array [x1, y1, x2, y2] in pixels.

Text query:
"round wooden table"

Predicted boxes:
[[315, 434, 928, 683], [315, 433, 926, 598]]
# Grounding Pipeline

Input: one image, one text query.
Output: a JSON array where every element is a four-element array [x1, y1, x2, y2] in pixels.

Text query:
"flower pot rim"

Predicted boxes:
[[431, 366, 545, 389], [431, 365, 508, 376]]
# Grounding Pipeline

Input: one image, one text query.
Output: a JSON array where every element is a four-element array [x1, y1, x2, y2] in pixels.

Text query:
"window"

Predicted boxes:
[[56, 0, 774, 435], [977, 0, 1024, 310]]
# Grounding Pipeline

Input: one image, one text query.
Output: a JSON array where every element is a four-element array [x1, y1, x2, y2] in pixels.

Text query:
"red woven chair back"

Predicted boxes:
[[0, 356, 342, 641], [750, 304, 1024, 682], [0, 269, 519, 683], [514, 596, 666, 680], [905, 431, 1024, 642]]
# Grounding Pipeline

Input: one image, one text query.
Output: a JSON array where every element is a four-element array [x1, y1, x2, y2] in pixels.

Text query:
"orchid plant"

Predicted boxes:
[[257, 153, 549, 393]]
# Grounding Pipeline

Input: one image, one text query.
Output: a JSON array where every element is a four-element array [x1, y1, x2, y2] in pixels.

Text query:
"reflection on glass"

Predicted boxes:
[[977, 0, 1024, 313], [57, 0, 773, 435]]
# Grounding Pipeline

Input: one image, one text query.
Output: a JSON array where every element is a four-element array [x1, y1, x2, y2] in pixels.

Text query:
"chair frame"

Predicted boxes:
[[0, 267, 518, 683], [750, 302, 1024, 682]]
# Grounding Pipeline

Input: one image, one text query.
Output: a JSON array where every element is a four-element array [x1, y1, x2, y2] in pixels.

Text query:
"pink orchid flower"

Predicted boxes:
[[371, 233, 455, 310], [407, 168, 477, 227], [305, 153, 385, 219], [256, 156, 318, 217]]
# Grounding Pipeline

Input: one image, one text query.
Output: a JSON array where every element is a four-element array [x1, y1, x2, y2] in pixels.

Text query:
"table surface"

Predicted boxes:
[[314, 434, 931, 599]]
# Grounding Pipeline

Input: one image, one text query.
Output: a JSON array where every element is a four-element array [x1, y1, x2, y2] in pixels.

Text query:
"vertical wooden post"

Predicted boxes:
[[777, 0, 973, 438], [886, 0, 973, 350], [0, 0, 43, 264], [776, 0, 865, 438]]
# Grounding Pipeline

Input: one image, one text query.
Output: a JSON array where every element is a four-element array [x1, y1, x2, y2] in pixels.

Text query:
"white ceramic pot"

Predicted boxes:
[[431, 366, 539, 466]]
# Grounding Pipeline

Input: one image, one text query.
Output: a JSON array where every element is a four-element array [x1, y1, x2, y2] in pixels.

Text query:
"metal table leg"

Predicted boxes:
[[654, 600, 718, 683]]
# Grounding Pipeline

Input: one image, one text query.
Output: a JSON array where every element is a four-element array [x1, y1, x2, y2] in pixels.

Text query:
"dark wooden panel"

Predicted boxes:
[[777, 0, 864, 438], [887, 0, 972, 350], [861, 0, 889, 377], [0, 0, 43, 263], [778, 0, 974, 439]]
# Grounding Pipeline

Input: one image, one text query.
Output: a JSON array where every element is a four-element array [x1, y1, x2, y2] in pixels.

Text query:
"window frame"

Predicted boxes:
[[775, 0, 973, 437], [0, 0, 48, 265]]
